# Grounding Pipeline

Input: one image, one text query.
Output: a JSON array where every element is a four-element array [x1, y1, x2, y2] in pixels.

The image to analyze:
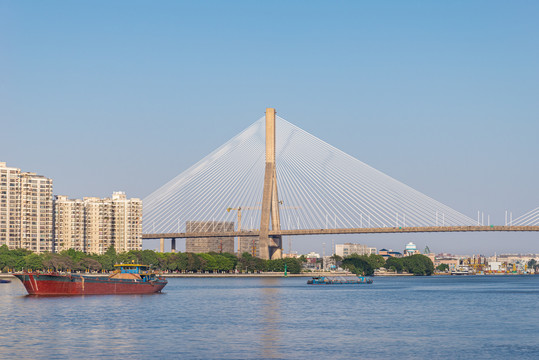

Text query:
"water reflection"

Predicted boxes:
[[259, 278, 282, 359]]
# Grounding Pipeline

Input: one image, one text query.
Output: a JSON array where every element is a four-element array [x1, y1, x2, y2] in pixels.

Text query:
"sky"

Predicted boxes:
[[1, 1, 538, 255]]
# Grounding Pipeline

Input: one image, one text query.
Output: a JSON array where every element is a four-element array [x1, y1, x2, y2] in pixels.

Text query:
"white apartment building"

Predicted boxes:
[[335, 243, 377, 257], [110, 191, 142, 253], [0, 162, 53, 253], [0, 162, 21, 249], [55, 192, 142, 254], [54, 196, 85, 252]]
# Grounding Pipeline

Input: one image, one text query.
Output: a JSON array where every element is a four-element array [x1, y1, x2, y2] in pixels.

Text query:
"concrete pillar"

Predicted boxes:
[[259, 108, 282, 260], [265, 108, 276, 163], [171, 238, 176, 253], [160, 238, 164, 253]]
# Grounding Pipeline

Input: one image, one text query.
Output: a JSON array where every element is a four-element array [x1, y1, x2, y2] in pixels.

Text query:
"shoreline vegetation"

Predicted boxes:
[[0, 245, 437, 276]]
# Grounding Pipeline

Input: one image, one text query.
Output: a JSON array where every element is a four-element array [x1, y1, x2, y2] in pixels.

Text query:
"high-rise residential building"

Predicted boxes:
[[110, 191, 142, 253], [55, 192, 142, 255], [54, 196, 85, 252], [185, 221, 234, 254], [335, 243, 377, 258], [0, 162, 53, 253], [84, 196, 113, 254], [0, 162, 21, 249]]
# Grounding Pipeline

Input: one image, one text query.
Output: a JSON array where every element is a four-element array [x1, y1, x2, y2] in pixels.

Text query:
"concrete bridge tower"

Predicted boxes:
[[259, 108, 282, 260]]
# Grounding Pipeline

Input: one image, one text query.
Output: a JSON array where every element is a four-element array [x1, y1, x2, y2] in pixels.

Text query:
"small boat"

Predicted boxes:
[[14, 264, 167, 295], [307, 275, 373, 285], [0, 279, 11, 283], [451, 267, 473, 275]]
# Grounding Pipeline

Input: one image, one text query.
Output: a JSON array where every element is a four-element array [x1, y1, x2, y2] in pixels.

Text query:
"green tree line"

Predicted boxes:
[[336, 253, 434, 276], [0, 245, 302, 274]]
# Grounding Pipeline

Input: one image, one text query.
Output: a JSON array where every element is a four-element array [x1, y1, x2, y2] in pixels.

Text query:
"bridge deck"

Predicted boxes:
[[142, 225, 539, 239]]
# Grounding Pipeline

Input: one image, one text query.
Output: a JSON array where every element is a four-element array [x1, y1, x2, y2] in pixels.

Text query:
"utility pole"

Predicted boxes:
[[322, 242, 326, 271]]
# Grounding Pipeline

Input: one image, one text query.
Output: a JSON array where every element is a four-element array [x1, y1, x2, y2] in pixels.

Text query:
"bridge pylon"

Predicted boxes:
[[259, 108, 282, 260]]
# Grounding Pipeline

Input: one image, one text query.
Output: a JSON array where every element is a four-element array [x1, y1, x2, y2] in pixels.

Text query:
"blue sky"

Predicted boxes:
[[2, 1, 538, 255]]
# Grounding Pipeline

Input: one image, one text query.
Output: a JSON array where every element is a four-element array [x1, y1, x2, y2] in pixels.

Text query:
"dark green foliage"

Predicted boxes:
[[0, 246, 302, 274], [402, 254, 435, 275], [265, 258, 301, 274], [436, 263, 449, 272], [340, 254, 386, 276], [237, 252, 266, 272], [365, 254, 386, 269], [341, 254, 374, 275], [384, 254, 434, 276], [385, 257, 403, 272]]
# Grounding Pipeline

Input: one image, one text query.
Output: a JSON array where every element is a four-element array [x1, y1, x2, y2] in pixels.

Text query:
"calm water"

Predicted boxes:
[[1, 275, 539, 359]]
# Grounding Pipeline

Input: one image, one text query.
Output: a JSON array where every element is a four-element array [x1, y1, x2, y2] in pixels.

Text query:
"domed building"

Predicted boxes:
[[404, 242, 420, 256]]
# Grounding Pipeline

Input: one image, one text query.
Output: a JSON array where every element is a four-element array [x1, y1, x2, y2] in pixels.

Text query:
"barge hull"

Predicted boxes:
[[14, 273, 167, 295]]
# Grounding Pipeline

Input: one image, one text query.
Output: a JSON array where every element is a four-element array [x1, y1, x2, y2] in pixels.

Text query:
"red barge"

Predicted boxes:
[[14, 264, 168, 295]]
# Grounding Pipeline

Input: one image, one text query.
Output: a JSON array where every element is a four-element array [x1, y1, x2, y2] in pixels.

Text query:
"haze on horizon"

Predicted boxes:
[[1, 1, 538, 255]]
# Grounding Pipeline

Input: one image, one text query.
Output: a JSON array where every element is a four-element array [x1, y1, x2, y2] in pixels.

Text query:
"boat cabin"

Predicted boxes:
[[110, 264, 156, 281], [115, 264, 149, 274]]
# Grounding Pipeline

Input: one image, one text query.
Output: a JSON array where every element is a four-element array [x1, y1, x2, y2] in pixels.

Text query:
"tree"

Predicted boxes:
[[436, 263, 449, 272], [78, 258, 102, 272], [60, 249, 86, 264], [385, 257, 403, 272], [365, 254, 385, 269], [402, 254, 434, 276], [237, 252, 265, 272], [330, 254, 342, 266], [43, 253, 74, 271], [25, 253, 44, 270], [185, 252, 203, 272], [137, 250, 161, 269], [198, 253, 218, 271], [341, 254, 374, 275]]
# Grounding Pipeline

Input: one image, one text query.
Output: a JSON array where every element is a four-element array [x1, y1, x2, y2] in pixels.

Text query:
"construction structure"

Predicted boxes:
[[185, 220, 234, 254], [237, 230, 260, 257]]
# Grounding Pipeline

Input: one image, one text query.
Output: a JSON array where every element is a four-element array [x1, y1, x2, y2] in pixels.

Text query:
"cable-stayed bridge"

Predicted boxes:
[[143, 108, 539, 259]]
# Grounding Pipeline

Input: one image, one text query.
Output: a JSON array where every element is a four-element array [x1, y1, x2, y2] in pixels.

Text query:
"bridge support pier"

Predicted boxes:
[[160, 238, 164, 253], [259, 108, 282, 260], [171, 238, 176, 253]]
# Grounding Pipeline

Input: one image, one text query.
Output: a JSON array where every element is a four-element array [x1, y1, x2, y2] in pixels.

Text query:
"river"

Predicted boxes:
[[1, 275, 538, 359]]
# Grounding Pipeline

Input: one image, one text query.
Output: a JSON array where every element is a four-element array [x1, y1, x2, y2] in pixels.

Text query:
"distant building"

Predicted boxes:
[[378, 248, 403, 259], [237, 230, 259, 257], [335, 243, 377, 257], [54, 192, 142, 254], [185, 221, 234, 254], [303, 252, 322, 270], [0, 162, 53, 253], [403, 242, 420, 256], [433, 255, 459, 271], [282, 252, 299, 259]]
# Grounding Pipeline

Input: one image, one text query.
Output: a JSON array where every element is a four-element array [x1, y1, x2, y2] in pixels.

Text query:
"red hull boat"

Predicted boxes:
[[14, 264, 167, 295]]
